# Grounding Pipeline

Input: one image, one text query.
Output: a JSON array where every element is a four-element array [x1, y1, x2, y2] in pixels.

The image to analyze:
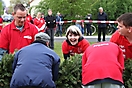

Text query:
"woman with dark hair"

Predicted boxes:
[[62, 25, 90, 59]]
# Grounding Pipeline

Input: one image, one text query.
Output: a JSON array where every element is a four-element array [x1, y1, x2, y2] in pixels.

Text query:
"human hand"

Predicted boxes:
[[70, 52, 75, 56]]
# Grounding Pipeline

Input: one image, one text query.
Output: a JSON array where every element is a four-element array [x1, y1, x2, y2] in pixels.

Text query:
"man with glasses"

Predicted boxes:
[[0, 4, 38, 60]]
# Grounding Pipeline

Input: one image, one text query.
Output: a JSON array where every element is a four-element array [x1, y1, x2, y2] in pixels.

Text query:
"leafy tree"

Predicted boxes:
[[7, 0, 30, 14], [0, 1, 4, 15], [35, 0, 99, 20], [35, 0, 132, 21]]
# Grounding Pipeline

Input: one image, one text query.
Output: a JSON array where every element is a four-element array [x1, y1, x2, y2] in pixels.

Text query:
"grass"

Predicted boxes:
[[54, 42, 63, 60]]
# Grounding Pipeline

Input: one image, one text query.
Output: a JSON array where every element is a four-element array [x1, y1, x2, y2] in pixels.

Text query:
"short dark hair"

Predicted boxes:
[[117, 13, 132, 27], [13, 4, 26, 14]]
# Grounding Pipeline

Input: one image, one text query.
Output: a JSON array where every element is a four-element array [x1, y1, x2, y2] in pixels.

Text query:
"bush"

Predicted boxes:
[[0, 53, 132, 88], [123, 59, 132, 88], [0, 53, 14, 88], [56, 54, 82, 88]]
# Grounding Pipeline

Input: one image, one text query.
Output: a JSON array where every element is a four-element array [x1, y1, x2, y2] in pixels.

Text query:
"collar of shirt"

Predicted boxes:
[[10, 20, 30, 31]]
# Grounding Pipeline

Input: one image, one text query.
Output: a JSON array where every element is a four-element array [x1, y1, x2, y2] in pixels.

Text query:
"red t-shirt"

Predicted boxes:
[[26, 15, 32, 23], [62, 38, 90, 55], [110, 31, 132, 60], [82, 42, 124, 85], [0, 20, 38, 53], [0, 17, 3, 30], [34, 18, 45, 32]]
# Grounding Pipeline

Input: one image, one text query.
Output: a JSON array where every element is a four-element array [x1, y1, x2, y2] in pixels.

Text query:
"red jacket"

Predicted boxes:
[[26, 15, 32, 23], [34, 18, 45, 32], [82, 42, 124, 85], [62, 37, 90, 55], [0, 20, 38, 53], [0, 17, 3, 30], [110, 31, 132, 60]]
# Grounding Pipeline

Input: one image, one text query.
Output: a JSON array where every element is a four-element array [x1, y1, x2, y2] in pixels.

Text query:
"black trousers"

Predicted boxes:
[[46, 28, 54, 49], [98, 27, 106, 42], [86, 24, 92, 36]]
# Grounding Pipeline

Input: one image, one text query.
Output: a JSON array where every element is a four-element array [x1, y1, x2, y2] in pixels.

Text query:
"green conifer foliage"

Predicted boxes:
[[0, 53, 132, 88], [0, 53, 14, 87]]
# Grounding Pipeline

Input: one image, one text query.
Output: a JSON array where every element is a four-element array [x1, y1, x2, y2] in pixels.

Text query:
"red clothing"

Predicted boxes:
[[26, 15, 32, 23], [0, 20, 38, 53], [110, 31, 132, 60], [0, 17, 3, 31], [82, 42, 124, 85], [62, 38, 90, 55], [34, 18, 45, 32]]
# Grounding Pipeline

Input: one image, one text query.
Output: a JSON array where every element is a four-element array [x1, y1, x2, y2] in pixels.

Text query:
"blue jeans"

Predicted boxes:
[[56, 24, 62, 36]]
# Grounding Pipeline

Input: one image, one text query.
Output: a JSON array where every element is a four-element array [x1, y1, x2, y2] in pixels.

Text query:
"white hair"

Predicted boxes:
[[66, 25, 82, 37], [99, 7, 103, 10]]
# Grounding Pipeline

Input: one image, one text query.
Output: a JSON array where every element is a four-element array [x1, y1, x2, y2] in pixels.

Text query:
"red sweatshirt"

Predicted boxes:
[[0, 20, 38, 53], [82, 42, 124, 85], [110, 31, 132, 60], [62, 38, 90, 55]]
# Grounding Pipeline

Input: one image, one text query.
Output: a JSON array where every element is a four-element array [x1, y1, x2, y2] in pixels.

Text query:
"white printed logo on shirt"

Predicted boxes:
[[24, 36, 32, 39], [119, 45, 126, 58]]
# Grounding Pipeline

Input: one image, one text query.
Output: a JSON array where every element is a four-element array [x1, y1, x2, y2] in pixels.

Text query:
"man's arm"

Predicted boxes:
[[12, 51, 19, 73], [52, 57, 60, 81]]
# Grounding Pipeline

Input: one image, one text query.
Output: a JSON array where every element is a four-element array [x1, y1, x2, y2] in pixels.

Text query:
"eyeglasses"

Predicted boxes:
[[17, 16, 26, 20]]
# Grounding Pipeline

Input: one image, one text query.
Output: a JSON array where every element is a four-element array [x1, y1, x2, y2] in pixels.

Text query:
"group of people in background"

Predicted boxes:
[[0, 6, 108, 45], [0, 3, 132, 88], [75, 6, 108, 43]]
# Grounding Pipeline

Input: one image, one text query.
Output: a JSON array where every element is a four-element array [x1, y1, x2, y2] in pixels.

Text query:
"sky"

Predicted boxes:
[[3, 0, 10, 7]]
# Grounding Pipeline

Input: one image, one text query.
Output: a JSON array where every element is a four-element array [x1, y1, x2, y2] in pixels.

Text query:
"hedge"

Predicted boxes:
[[0, 54, 132, 88]]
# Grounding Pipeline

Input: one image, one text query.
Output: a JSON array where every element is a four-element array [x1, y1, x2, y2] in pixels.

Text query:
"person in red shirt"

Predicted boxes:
[[26, 9, 33, 24], [34, 12, 46, 32], [82, 42, 125, 88], [62, 25, 90, 59], [0, 4, 38, 60], [110, 13, 132, 60], [0, 15, 3, 32], [26, 14, 33, 23]]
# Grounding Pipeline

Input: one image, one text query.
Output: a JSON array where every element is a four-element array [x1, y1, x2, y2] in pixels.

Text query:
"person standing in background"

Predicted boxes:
[[85, 13, 92, 36], [75, 21, 85, 35], [41, 13, 45, 20], [26, 8, 33, 24], [0, 4, 38, 60], [56, 12, 63, 37], [45, 9, 56, 49], [97, 7, 107, 42], [34, 12, 46, 32], [0, 15, 3, 32]]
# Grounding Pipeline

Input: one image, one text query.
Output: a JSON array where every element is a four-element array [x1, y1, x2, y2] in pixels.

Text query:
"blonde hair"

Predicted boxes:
[[66, 25, 82, 37]]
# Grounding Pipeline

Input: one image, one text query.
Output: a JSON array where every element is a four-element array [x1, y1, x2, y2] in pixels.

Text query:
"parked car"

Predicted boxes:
[[2, 14, 13, 22]]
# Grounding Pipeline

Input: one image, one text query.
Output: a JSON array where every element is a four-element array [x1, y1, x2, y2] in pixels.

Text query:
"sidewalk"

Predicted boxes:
[[54, 35, 112, 42]]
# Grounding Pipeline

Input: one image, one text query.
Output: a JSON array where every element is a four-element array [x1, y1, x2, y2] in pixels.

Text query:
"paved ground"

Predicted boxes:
[[54, 35, 111, 42]]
